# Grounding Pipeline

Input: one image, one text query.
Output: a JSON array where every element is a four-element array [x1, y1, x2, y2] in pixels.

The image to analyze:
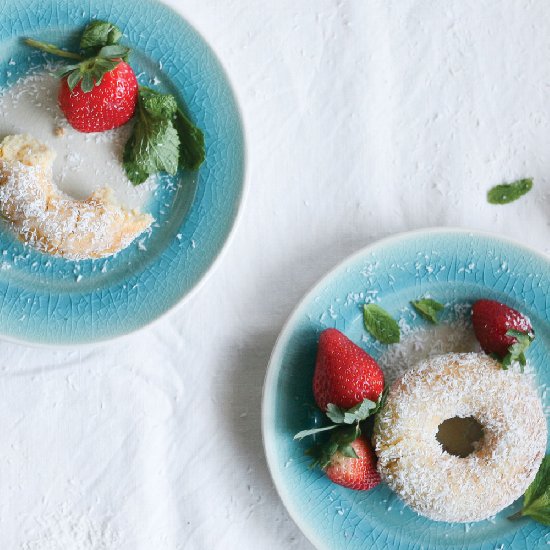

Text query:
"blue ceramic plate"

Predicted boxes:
[[0, 0, 245, 344], [263, 229, 550, 550]]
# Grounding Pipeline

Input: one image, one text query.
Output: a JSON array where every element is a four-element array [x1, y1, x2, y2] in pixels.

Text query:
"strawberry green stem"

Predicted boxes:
[[23, 38, 83, 61]]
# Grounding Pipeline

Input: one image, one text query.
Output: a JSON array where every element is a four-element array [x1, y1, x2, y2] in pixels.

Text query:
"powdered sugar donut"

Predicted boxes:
[[373, 352, 546, 522], [0, 134, 153, 260]]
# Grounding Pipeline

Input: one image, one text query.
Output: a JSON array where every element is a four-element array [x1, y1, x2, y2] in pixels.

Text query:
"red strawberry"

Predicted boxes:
[[313, 328, 384, 411], [472, 299, 534, 361], [58, 61, 138, 133], [24, 25, 138, 134], [325, 434, 381, 491]]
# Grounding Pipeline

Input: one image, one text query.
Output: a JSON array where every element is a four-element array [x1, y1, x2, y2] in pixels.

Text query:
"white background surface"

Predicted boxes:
[[3, 1, 550, 548]]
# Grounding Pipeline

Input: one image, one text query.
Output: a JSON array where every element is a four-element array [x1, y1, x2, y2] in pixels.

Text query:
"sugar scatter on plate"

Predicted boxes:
[[378, 305, 481, 386], [0, 69, 157, 210]]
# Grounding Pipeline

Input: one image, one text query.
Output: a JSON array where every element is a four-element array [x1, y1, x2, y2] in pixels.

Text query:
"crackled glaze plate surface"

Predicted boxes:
[[262, 229, 550, 550], [0, 0, 244, 344]]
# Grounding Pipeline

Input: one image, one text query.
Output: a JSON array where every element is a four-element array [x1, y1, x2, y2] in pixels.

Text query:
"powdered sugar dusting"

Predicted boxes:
[[0, 135, 153, 259], [379, 314, 481, 386]]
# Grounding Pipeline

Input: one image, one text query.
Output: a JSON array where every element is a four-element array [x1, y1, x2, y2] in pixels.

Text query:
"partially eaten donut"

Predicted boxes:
[[0, 134, 153, 260]]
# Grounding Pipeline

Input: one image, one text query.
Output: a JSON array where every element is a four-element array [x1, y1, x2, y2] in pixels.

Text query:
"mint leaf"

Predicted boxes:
[[363, 304, 400, 344], [294, 424, 338, 440], [80, 21, 123, 51], [124, 88, 205, 184], [123, 87, 180, 185], [174, 108, 205, 170], [411, 298, 444, 324], [502, 329, 534, 373], [487, 178, 533, 205], [510, 455, 550, 525]]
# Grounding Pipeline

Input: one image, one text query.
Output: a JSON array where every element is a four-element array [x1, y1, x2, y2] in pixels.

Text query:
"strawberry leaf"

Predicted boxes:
[[363, 304, 400, 344], [80, 21, 123, 51], [294, 424, 338, 440], [502, 329, 534, 373], [326, 392, 387, 425], [310, 424, 362, 469], [308, 441, 339, 470], [97, 44, 131, 60], [298, 391, 387, 470], [325, 403, 346, 424], [67, 70, 82, 91], [80, 72, 94, 93], [54, 64, 81, 78], [62, 56, 121, 92], [26, 21, 130, 94], [411, 298, 444, 324], [339, 444, 359, 459], [343, 399, 377, 423]]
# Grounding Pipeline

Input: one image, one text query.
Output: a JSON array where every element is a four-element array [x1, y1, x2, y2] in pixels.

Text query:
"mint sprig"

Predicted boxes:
[[123, 87, 179, 184], [509, 455, 550, 525], [487, 178, 533, 205], [411, 298, 444, 324], [363, 304, 400, 344], [501, 329, 534, 372], [123, 87, 205, 184]]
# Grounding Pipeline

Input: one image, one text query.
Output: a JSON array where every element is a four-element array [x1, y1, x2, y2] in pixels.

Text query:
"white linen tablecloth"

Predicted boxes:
[[3, 1, 550, 548]]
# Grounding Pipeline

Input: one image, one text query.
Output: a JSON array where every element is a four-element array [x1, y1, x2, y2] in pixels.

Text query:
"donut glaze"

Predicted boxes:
[[373, 353, 547, 522]]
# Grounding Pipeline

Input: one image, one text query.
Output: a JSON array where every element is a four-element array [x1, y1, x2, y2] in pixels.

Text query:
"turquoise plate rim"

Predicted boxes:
[[0, 0, 247, 346], [262, 227, 550, 550]]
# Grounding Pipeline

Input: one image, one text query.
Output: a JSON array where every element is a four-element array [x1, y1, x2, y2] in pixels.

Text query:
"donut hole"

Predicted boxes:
[[436, 416, 484, 458]]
